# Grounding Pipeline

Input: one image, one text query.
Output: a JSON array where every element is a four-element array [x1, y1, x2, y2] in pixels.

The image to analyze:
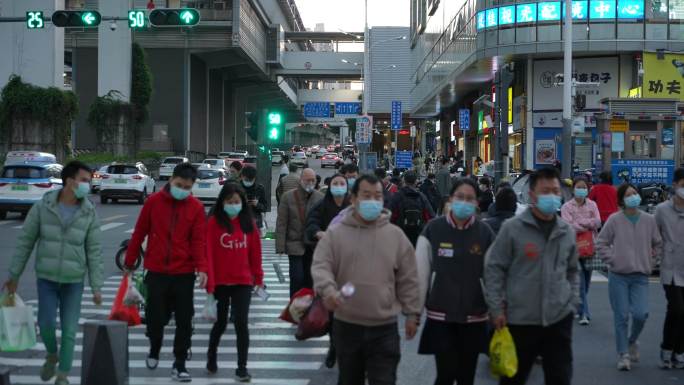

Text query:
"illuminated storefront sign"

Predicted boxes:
[[486, 8, 498, 27], [499, 5, 516, 25], [590, 0, 616, 19], [617, 0, 644, 18], [538, 2, 561, 20], [517, 3, 538, 22]]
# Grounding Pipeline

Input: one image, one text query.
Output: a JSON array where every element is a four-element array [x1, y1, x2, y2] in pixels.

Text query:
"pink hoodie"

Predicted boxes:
[[560, 198, 601, 235]]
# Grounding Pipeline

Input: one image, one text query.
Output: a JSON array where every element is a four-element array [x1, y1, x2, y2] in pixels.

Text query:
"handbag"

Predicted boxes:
[[0, 294, 36, 352], [295, 296, 330, 341], [576, 231, 594, 258]]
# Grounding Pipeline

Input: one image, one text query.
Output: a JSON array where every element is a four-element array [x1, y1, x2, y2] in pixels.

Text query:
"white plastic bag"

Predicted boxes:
[[123, 274, 144, 306], [0, 294, 37, 352], [202, 294, 217, 322], [288, 294, 313, 323]]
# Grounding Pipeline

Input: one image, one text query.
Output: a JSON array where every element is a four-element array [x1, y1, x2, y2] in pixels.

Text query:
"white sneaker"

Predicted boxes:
[[629, 342, 640, 363], [172, 364, 192, 383], [673, 353, 684, 370], [661, 349, 673, 369], [617, 354, 631, 371], [146, 357, 159, 370], [579, 316, 590, 326]]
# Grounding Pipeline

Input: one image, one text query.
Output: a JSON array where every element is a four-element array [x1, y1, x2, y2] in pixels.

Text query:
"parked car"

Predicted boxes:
[[272, 151, 284, 165], [202, 158, 228, 173], [243, 156, 257, 167], [291, 152, 308, 167], [191, 168, 226, 205], [4, 151, 57, 167], [0, 163, 63, 219], [191, 163, 205, 171], [224, 152, 246, 166], [315, 148, 328, 159], [159, 156, 189, 180], [320, 153, 341, 168], [90, 165, 109, 193], [100, 163, 156, 205]]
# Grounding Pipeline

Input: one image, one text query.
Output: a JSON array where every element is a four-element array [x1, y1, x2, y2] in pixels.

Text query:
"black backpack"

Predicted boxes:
[[397, 190, 425, 244]]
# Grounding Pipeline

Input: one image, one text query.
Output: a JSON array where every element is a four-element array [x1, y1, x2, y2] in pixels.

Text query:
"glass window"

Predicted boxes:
[[107, 165, 138, 174], [646, 0, 668, 19], [670, 0, 684, 19], [198, 170, 220, 180], [2, 166, 47, 179], [661, 125, 675, 159], [629, 133, 657, 158]]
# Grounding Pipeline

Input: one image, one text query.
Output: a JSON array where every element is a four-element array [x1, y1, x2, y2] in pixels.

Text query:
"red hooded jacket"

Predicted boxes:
[[206, 216, 263, 294], [588, 183, 619, 223], [125, 186, 207, 274]]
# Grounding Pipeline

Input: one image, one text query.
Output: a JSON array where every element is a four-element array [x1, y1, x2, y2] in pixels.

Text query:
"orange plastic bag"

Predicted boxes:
[[108, 274, 142, 326]]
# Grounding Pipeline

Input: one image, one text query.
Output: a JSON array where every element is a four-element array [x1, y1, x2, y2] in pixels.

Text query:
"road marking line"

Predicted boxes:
[[9, 375, 310, 385], [12, 225, 23, 229], [56, 331, 325, 342], [100, 222, 125, 231], [0, 358, 320, 371], [28, 345, 326, 355], [124, 228, 134, 234], [101, 214, 128, 222]]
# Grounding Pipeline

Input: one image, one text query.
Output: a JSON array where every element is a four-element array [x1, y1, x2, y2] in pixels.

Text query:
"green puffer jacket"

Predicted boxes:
[[9, 190, 104, 292]]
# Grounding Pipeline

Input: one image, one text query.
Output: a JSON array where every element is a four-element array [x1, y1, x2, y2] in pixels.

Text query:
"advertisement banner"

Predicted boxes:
[[533, 57, 619, 111], [611, 159, 675, 185], [535, 139, 557, 164], [642, 52, 684, 101]]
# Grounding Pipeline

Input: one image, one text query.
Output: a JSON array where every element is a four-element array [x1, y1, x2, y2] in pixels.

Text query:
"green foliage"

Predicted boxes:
[[130, 42, 152, 125], [87, 90, 134, 146]]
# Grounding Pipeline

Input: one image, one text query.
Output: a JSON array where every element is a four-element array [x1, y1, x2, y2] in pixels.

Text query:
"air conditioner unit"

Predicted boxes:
[[266, 24, 284, 67]]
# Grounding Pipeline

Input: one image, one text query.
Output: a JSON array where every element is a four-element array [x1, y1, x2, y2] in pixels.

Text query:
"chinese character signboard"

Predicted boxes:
[[356, 116, 373, 144], [642, 52, 684, 101], [590, 0, 616, 18], [303, 102, 331, 118], [459, 109, 470, 131], [335, 102, 361, 116], [395, 151, 414, 169], [486, 8, 498, 27], [391, 101, 402, 130], [499, 6, 515, 25], [617, 0, 644, 18], [611, 159, 674, 185], [477, 11, 486, 30], [562, 0, 588, 19], [517, 3, 537, 22], [538, 2, 561, 21]]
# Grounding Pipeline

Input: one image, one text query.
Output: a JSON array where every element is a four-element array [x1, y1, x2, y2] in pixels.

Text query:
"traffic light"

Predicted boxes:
[[26, 11, 44, 29], [149, 9, 200, 27], [267, 111, 283, 142], [51, 10, 101, 27]]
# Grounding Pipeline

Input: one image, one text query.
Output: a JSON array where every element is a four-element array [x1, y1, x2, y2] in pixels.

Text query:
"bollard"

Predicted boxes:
[[81, 320, 128, 385], [0, 368, 10, 385]]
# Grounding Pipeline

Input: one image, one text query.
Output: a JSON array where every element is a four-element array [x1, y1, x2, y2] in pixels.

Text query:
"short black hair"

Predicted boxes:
[[241, 165, 257, 180], [351, 174, 381, 196], [529, 167, 561, 191], [230, 161, 243, 171], [172, 162, 198, 181], [392, 168, 401, 177], [340, 164, 359, 175], [495, 187, 517, 213], [496, 181, 512, 192], [441, 157, 448, 165], [572, 176, 588, 187], [479, 177, 491, 188], [61, 160, 92, 185], [212, 183, 254, 234], [674, 168, 684, 184], [281, 154, 289, 163], [403, 171, 418, 185], [450, 177, 480, 198], [323, 176, 332, 186], [374, 167, 387, 179], [617, 183, 639, 208], [599, 171, 612, 184]]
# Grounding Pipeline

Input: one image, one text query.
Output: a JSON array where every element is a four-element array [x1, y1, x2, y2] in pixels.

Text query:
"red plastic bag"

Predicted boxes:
[[295, 297, 329, 341], [108, 274, 142, 326], [279, 288, 314, 325], [576, 231, 594, 258]]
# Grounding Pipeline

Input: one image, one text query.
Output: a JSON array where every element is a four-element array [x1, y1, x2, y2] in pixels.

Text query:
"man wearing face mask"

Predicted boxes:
[[240, 166, 267, 230], [125, 162, 208, 382], [6, 161, 104, 385], [276, 168, 323, 297], [312, 174, 420, 385], [485, 167, 579, 385], [339, 164, 359, 191], [276, 163, 300, 205]]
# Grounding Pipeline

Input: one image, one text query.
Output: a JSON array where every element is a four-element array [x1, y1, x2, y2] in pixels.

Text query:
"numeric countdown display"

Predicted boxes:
[[128, 10, 147, 29]]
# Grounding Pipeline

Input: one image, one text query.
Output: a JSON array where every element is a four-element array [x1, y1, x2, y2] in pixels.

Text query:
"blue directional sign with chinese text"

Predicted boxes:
[[516, 3, 538, 22], [459, 109, 471, 131], [611, 159, 674, 185], [499, 6, 516, 25], [486, 8, 498, 27], [303, 102, 331, 118], [538, 2, 561, 21], [590, 0, 616, 19], [395, 151, 414, 169], [391, 101, 402, 130], [617, 0, 644, 18], [335, 102, 361, 115]]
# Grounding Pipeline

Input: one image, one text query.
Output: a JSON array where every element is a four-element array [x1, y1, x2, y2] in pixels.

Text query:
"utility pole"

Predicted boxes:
[[561, 0, 573, 179], [493, 64, 515, 187]]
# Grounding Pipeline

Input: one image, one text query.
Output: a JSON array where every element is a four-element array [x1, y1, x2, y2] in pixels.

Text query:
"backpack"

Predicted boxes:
[[397, 190, 426, 244]]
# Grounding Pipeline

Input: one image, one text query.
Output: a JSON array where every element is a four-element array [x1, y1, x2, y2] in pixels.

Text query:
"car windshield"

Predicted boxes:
[[204, 160, 220, 165], [295, 152, 305, 157], [163, 158, 184, 164], [228, 153, 245, 160], [1, 166, 47, 179], [107, 165, 138, 175], [272, 151, 283, 156], [198, 170, 220, 180]]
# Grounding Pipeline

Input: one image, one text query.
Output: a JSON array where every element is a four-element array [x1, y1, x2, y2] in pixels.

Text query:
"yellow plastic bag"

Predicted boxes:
[[489, 327, 518, 378]]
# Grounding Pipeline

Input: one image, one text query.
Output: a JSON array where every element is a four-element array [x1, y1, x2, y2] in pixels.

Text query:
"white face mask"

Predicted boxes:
[[677, 187, 684, 200]]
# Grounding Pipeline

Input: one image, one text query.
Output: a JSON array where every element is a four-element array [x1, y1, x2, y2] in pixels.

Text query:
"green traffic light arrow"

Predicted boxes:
[[180, 10, 194, 24], [82, 12, 95, 25]]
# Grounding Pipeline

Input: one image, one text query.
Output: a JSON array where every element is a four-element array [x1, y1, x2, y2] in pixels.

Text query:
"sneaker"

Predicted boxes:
[[325, 346, 337, 369], [172, 362, 192, 383], [54, 374, 69, 385], [617, 354, 631, 371], [661, 349, 673, 369], [629, 341, 640, 362], [579, 316, 590, 326], [206, 350, 218, 374], [146, 356, 159, 370], [673, 353, 684, 369], [40, 354, 59, 381], [235, 368, 252, 382]]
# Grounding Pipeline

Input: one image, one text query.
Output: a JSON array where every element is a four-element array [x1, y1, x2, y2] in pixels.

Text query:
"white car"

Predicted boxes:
[[320, 153, 340, 168], [100, 163, 156, 204], [90, 165, 109, 193], [192, 168, 225, 205], [202, 159, 228, 172], [291, 152, 308, 167], [0, 163, 63, 219], [159, 156, 189, 180], [315, 148, 328, 159], [271, 151, 283, 165]]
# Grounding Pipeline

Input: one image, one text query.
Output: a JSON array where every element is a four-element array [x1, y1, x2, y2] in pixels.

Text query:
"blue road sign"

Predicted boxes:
[[303, 102, 331, 118], [391, 101, 402, 130], [335, 102, 361, 115], [459, 109, 470, 131], [395, 150, 413, 169], [611, 159, 674, 185]]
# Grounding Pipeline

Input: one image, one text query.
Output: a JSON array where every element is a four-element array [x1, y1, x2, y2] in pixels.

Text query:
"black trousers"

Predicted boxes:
[[209, 285, 252, 369], [662, 284, 684, 354], [500, 314, 573, 385], [145, 272, 196, 363], [288, 248, 313, 297], [430, 322, 486, 385], [333, 319, 401, 385]]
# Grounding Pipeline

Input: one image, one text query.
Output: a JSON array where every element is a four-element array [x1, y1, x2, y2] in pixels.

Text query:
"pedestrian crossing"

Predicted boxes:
[[0, 240, 327, 385]]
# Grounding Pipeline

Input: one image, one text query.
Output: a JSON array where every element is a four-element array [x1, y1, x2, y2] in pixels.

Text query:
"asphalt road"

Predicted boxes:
[[1, 159, 682, 384]]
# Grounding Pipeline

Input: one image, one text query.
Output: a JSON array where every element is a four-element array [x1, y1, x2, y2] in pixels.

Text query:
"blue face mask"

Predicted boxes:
[[73, 182, 90, 199], [357, 200, 383, 221], [451, 200, 476, 220], [536, 194, 561, 215], [624, 194, 642, 208], [347, 178, 356, 190], [330, 185, 347, 197], [170, 185, 191, 200], [223, 203, 242, 218], [574, 188, 588, 199]]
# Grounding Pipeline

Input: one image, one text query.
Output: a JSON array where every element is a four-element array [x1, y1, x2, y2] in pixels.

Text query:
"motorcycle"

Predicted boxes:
[[638, 182, 669, 214]]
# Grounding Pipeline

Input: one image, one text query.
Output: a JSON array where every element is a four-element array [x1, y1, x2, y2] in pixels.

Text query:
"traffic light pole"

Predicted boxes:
[[257, 109, 273, 213]]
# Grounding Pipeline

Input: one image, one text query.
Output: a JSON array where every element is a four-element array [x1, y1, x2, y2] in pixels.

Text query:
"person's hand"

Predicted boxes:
[[92, 292, 103, 306], [3, 279, 17, 294], [316, 231, 325, 240], [323, 294, 344, 311], [197, 272, 208, 289], [405, 318, 418, 340], [493, 314, 507, 330], [248, 199, 258, 207]]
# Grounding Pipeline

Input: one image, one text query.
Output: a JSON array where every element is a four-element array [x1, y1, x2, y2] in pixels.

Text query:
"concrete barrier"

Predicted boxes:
[[81, 320, 128, 385]]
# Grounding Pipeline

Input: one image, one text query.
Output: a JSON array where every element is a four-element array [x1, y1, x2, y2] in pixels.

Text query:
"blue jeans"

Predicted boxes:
[[608, 272, 649, 355], [37, 278, 84, 374], [578, 260, 592, 319]]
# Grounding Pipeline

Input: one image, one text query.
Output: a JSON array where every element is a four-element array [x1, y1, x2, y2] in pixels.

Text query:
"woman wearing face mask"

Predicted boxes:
[[205, 183, 263, 382], [561, 177, 601, 326], [597, 184, 662, 371], [415, 178, 495, 385]]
